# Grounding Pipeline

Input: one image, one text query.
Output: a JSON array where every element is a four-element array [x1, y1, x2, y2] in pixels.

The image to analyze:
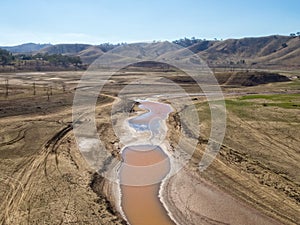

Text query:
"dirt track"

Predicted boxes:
[[0, 87, 126, 224], [0, 71, 299, 224], [164, 87, 300, 225]]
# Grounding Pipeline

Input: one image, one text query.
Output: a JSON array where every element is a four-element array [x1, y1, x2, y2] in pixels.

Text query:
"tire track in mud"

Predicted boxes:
[[210, 114, 300, 224], [0, 176, 25, 221], [170, 100, 300, 224], [243, 119, 299, 158], [43, 124, 74, 223], [229, 114, 300, 178], [0, 93, 119, 224], [0, 126, 27, 148], [0, 123, 73, 225], [1, 97, 122, 225]]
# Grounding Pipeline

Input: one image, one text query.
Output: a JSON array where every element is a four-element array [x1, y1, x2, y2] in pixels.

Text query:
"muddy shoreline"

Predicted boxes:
[[90, 173, 127, 224], [96, 98, 291, 225], [94, 99, 178, 225], [1, 71, 298, 224]]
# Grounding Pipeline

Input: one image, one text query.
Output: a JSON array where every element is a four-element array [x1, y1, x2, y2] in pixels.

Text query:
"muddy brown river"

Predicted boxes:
[[119, 101, 175, 225]]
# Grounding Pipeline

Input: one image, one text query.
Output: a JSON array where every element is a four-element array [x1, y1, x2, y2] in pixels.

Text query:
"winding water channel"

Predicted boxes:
[[119, 101, 176, 225]]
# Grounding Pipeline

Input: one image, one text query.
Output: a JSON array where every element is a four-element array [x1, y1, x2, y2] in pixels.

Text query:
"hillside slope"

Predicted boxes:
[[192, 35, 300, 69], [38, 44, 92, 55], [0, 43, 52, 53], [2, 35, 300, 68]]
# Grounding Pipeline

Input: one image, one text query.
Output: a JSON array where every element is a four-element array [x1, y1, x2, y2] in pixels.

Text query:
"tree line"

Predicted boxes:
[[0, 49, 14, 65], [0, 49, 82, 68]]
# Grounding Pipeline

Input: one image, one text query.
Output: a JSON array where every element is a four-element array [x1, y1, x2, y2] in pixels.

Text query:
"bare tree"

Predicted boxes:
[[43, 83, 47, 91], [47, 86, 50, 101], [33, 82, 36, 95], [62, 82, 66, 93], [5, 78, 9, 98]]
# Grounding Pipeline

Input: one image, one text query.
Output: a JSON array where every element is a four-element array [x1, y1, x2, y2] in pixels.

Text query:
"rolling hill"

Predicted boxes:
[[190, 35, 300, 69], [1, 35, 300, 68], [38, 44, 92, 55], [0, 43, 52, 53]]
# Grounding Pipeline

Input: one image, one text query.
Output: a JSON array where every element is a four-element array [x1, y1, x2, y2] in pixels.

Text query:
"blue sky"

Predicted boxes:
[[1, 0, 300, 45]]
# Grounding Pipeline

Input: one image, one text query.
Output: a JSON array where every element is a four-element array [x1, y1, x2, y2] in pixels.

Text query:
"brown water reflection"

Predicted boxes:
[[120, 101, 175, 225]]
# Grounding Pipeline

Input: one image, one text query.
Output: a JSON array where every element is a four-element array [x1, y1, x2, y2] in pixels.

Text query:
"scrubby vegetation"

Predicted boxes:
[[215, 71, 290, 86], [0, 49, 15, 65], [0, 49, 83, 72], [172, 37, 204, 47]]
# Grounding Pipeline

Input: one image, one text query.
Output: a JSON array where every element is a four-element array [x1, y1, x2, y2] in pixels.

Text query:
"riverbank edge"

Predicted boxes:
[[99, 98, 180, 225]]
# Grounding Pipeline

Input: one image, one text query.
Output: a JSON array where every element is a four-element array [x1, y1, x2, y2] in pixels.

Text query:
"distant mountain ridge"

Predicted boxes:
[[1, 35, 300, 68], [0, 43, 52, 53], [191, 35, 300, 69], [38, 44, 92, 55]]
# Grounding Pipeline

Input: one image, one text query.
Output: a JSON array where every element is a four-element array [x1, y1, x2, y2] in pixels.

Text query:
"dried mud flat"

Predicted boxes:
[[0, 72, 126, 224], [0, 100, 126, 224], [0, 71, 299, 224], [164, 81, 300, 225]]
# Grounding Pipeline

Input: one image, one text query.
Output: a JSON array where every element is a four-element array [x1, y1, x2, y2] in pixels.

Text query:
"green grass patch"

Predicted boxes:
[[195, 94, 300, 123], [225, 99, 254, 107], [224, 99, 258, 119], [239, 93, 300, 102], [195, 101, 211, 120], [227, 93, 300, 120], [233, 94, 300, 110], [262, 102, 300, 109]]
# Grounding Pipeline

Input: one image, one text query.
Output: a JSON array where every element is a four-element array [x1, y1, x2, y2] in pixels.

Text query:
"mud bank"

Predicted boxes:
[[90, 173, 127, 224], [93, 98, 285, 225]]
